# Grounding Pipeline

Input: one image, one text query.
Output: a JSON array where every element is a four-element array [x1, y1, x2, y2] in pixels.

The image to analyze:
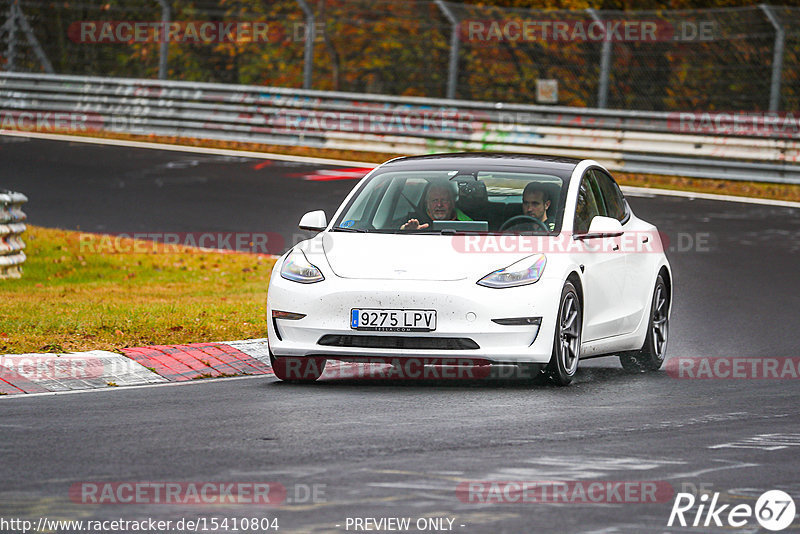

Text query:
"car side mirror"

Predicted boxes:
[[299, 210, 327, 231], [584, 216, 624, 238]]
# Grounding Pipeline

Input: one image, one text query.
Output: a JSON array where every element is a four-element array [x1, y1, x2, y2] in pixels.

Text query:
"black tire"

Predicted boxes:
[[620, 275, 669, 372], [546, 281, 582, 386], [269, 350, 326, 383]]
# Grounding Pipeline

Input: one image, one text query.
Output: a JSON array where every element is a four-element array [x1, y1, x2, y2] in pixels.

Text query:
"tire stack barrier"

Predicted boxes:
[[0, 190, 28, 279]]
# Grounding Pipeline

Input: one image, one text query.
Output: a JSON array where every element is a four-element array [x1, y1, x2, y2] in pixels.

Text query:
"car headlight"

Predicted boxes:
[[280, 249, 324, 283], [477, 254, 546, 288]]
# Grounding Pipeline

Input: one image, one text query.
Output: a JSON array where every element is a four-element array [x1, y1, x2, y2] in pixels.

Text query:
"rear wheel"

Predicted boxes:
[[546, 281, 582, 386], [269, 350, 326, 383], [620, 275, 669, 372]]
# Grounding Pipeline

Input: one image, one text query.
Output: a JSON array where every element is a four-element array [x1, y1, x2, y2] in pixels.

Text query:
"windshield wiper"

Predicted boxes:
[[437, 229, 488, 236], [331, 227, 367, 233]]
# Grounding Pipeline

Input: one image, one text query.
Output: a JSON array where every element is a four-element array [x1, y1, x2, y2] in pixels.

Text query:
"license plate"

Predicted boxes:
[[351, 308, 437, 332]]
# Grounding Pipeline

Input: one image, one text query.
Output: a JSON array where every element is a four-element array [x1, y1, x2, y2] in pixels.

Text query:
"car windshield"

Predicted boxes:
[[332, 166, 567, 234]]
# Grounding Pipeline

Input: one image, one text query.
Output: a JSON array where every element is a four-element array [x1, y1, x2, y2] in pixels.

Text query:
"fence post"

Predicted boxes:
[[587, 8, 610, 109], [3, 0, 18, 71], [157, 0, 170, 80], [759, 4, 784, 112], [13, 2, 53, 73], [434, 0, 459, 100], [296, 0, 314, 90]]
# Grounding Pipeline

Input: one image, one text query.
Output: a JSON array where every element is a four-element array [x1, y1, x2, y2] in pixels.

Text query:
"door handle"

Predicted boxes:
[[642, 236, 649, 243], [612, 244, 620, 251]]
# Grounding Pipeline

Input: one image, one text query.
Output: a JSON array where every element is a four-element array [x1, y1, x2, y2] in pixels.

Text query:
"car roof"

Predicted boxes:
[[381, 152, 581, 174]]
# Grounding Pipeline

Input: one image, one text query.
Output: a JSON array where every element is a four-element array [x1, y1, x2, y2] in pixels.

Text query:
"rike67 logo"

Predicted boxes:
[[668, 490, 795, 531]]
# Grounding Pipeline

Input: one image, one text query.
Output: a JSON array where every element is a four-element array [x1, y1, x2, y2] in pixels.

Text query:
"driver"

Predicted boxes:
[[401, 180, 471, 230], [521, 183, 555, 231]]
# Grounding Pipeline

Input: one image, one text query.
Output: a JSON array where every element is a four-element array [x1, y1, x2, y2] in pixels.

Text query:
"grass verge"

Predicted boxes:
[[0, 226, 275, 354]]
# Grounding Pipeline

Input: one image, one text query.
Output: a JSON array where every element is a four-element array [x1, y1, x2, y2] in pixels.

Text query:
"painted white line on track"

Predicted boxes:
[[0, 373, 272, 400], [0, 130, 376, 167], [3, 130, 798, 209], [621, 185, 800, 209]]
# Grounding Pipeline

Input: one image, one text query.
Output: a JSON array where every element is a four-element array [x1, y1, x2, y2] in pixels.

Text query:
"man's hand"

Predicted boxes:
[[401, 218, 429, 230]]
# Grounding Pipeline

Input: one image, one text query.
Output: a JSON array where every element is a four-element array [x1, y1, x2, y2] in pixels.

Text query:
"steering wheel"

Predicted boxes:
[[499, 215, 550, 233]]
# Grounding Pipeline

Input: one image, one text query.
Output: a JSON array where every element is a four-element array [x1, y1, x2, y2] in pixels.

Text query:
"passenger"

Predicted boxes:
[[401, 181, 471, 230], [521, 182, 555, 231]]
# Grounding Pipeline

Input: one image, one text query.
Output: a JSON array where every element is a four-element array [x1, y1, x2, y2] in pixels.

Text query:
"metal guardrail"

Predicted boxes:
[[1, 72, 799, 184], [0, 190, 27, 279]]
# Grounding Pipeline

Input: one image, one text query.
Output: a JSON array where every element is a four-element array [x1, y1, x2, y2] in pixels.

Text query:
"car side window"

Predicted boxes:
[[573, 173, 606, 234], [591, 169, 627, 223]]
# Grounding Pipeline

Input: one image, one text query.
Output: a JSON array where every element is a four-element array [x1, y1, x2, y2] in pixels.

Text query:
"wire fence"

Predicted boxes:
[[2, 0, 799, 113]]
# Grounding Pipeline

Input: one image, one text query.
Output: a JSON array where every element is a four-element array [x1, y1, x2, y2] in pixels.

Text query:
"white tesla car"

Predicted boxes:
[[266, 153, 671, 385]]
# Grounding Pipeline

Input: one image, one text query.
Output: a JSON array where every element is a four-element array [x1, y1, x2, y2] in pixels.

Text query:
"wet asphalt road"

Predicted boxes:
[[1, 135, 799, 533]]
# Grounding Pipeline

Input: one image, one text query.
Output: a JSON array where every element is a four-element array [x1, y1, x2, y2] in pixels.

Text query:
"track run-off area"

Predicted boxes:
[[1, 133, 799, 533]]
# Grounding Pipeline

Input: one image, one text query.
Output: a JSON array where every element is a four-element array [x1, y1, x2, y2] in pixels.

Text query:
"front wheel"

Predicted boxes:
[[546, 281, 582, 386], [620, 275, 669, 372], [269, 351, 326, 383]]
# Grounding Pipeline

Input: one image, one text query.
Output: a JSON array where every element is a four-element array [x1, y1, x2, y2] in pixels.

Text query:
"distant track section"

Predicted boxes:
[[2, 72, 799, 183]]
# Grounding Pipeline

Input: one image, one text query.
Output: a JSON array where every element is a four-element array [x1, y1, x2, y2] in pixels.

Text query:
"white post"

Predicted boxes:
[[587, 8, 610, 109], [760, 4, 784, 112], [296, 0, 314, 90], [4, 0, 18, 71], [157, 0, 170, 80], [435, 0, 460, 100]]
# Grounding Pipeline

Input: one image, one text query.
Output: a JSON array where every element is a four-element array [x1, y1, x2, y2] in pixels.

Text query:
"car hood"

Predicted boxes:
[[320, 232, 537, 281]]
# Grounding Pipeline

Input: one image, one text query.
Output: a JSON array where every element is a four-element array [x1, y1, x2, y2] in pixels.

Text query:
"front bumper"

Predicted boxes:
[[266, 273, 564, 364]]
